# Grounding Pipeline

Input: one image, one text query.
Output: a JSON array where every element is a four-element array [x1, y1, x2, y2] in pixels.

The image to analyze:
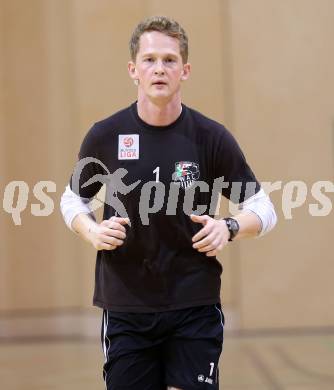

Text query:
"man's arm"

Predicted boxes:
[[60, 185, 129, 251], [191, 188, 277, 257], [229, 210, 262, 240]]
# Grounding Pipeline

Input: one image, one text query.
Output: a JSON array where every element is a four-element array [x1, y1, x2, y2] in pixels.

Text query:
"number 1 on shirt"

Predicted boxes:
[[153, 166, 160, 182]]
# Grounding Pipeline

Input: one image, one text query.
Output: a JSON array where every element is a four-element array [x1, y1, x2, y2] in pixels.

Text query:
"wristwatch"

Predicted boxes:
[[223, 217, 240, 241]]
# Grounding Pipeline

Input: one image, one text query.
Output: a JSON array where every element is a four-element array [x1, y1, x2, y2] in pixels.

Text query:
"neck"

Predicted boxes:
[[136, 94, 182, 126]]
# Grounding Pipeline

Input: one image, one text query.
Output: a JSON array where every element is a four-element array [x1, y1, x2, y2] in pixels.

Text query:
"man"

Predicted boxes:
[[61, 16, 277, 390]]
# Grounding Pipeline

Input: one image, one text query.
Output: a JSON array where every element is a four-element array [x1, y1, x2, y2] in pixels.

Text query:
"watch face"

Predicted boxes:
[[230, 219, 239, 232], [225, 218, 239, 240]]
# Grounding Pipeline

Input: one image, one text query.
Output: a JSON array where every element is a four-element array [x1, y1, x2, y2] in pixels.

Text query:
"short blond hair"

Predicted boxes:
[[129, 16, 189, 63]]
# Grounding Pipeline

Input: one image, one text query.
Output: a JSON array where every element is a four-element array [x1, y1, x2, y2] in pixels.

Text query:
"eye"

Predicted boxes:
[[165, 58, 175, 63], [144, 57, 154, 62]]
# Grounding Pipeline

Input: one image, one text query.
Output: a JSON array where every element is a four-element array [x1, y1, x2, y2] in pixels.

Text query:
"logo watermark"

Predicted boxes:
[[2, 157, 333, 225]]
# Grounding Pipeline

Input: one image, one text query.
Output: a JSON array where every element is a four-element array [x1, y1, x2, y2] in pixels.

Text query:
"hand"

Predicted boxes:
[[88, 216, 130, 251], [190, 214, 230, 257]]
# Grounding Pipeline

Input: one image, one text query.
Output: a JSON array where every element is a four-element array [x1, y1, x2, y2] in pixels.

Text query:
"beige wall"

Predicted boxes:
[[0, 0, 333, 335], [228, 0, 334, 329], [0, 1, 8, 311]]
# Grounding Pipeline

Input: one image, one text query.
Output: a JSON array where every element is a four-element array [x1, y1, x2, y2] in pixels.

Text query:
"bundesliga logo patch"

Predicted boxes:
[[172, 161, 200, 190], [118, 134, 139, 160]]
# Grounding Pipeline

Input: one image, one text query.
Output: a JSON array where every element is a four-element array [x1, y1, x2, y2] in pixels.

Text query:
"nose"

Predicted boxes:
[[154, 60, 165, 75]]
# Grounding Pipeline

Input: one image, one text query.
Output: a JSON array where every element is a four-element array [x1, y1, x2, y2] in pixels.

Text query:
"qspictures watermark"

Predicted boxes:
[[2, 180, 57, 225], [1, 175, 334, 226]]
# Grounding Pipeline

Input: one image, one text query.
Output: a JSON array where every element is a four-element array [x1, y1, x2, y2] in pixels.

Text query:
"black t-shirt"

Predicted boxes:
[[70, 102, 260, 312]]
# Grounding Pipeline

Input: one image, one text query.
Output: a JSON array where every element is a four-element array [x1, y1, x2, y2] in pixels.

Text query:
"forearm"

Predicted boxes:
[[223, 188, 277, 241], [72, 213, 98, 243], [60, 185, 128, 251], [232, 211, 262, 240]]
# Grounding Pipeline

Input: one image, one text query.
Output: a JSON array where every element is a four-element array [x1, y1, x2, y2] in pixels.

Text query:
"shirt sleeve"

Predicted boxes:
[[69, 124, 105, 199], [214, 127, 261, 204]]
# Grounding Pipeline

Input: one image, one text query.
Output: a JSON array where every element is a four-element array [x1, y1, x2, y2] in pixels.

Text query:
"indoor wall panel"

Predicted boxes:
[[0, 0, 9, 310], [1, 0, 60, 310], [227, 0, 334, 329]]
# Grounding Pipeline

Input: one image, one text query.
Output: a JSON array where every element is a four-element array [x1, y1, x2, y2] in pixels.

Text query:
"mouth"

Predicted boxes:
[[152, 81, 167, 86]]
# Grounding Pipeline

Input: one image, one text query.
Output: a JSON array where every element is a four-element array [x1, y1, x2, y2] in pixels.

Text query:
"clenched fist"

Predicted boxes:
[[88, 216, 130, 251]]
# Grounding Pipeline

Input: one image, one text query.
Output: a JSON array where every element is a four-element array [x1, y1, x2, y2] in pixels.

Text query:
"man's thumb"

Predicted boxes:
[[190, 214, 207, 224]]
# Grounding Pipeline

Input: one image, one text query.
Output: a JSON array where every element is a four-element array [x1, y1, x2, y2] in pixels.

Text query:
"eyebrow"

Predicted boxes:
[[141, 52, 179, 58]]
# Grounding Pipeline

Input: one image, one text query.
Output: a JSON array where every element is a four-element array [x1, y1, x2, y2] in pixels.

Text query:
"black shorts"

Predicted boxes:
[[101, 304, 225, 389]]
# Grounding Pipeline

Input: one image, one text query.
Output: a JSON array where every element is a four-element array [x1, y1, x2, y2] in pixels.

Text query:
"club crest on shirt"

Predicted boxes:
[[118, 134, 139, 160], [172, 161, 200, 190]]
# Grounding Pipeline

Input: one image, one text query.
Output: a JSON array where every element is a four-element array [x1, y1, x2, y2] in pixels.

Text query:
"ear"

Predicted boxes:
[[181, 63, 191, 81], [128, 61, 138, 82]]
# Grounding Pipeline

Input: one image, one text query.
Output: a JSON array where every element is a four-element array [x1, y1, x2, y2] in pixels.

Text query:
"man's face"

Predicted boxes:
[[128, 31, 190, 103]]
